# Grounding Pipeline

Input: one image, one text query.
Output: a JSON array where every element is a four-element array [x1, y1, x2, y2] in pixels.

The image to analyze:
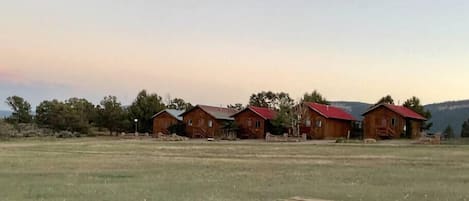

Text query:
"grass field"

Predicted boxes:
[[1, 138, 469, 201]]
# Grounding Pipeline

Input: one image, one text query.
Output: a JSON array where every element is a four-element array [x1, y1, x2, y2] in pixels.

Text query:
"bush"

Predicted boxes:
[[270, 125, 287, 135], [0, 121, 16, 140], [167, 123, 186, 136], [55, 131, 75, 138], [156, 134, 189, 141], [335, 137, 346, 143], [22, 130, 37, 137]]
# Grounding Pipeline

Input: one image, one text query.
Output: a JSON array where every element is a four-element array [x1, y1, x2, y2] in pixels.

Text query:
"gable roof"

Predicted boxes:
[[231, 106, 277, 120], [363, 104, 427, 121], [180, 105, 238, 120], [305, 102, 356, 121], [151, 109, 184, 121]]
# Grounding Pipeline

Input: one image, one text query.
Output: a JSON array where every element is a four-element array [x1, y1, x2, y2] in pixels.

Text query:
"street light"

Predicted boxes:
[[134, 119, 138, 135]]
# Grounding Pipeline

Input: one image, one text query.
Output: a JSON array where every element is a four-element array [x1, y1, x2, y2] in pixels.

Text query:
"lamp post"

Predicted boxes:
[[134, 119, 138, 135]]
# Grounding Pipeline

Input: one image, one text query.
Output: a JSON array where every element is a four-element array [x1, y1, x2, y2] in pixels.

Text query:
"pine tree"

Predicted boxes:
[[403, 96, 432, 130], [375, 95, 394, 105], [443, 125, 454, 139], [461, 119, 469, 138], [302, 90, 329, 105]]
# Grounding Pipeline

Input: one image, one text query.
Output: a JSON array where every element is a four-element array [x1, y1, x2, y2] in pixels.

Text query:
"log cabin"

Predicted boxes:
[[180, 105, 238, 138], [362, 104, 426, 139], [152, 109, 184, 136], [300, 102, 356, 139], [231, 106, 277, 139]]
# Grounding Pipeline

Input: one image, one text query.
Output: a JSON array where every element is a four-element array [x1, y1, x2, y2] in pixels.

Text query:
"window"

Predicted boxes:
[[355, 122, 362, 129], [208, 120, 213, 128], [305, 118, 311, 127], [316, 120, 322, 128], [391, 118, 396, 127], [188, 119, 193, 126], [247, 119, 252, 127], [255, 120, 261, 128]]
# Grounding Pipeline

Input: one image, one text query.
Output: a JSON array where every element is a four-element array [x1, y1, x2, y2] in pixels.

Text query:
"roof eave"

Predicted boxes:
[[362, 104, 426, 121], [305, 103, 329, 119], [231, 107, 271, 120], [152, 109, 184, 121]]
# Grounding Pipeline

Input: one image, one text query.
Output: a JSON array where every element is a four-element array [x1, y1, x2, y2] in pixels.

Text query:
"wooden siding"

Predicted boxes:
[[152, 112, 181, 136], [182, 107, 228, 138], [363, 106, 423, 139], [300, 108, 353, 139], [234, 109, 268, 139]]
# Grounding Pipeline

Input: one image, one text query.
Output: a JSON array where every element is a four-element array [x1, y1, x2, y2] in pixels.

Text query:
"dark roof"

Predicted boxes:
[[231, 106, 277, 120], [363, 104, 427, 120], [180, 105, 238, 120], [151, 109, 184, 121], [305, 102, 356, 121]]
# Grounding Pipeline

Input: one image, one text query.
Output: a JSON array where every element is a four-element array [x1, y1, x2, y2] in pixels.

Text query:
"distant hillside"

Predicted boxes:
[[331, 101, 372, 120], [0, 110, 11, 118], [425, 100, 469, 136]]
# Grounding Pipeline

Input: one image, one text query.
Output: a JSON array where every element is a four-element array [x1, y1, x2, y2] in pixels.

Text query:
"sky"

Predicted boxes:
[[1, 0, 469, 110]]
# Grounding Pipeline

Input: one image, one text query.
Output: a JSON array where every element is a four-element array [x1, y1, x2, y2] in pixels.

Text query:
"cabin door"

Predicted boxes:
[[312, 118, 324, 139], [405, 119, 412, 138]]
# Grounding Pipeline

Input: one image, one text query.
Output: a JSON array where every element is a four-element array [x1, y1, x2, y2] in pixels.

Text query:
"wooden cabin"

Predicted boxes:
[[152, 109, 184, 136], [180, 105, 238, 138], [231, 106, 277, 139], [300, 102, 356, 139], [362, 104, 426, 139]]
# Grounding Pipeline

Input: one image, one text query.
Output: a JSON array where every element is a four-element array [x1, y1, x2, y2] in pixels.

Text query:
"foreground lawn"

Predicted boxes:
[[1, 138, 469, 201]]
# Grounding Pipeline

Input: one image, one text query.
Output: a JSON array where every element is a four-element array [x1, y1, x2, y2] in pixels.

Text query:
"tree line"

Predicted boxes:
[[3, 90, 192, 135], [9, 89, 469, 137]]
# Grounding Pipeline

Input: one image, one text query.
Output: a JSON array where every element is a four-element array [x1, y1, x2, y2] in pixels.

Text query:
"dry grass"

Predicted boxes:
[[1, 137, 469, 201]]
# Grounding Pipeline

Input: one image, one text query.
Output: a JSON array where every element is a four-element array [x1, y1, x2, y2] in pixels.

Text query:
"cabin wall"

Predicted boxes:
[[300, 109, 352, 139], [324, 119, 353, 139], [152, 112, 180, 136], [410, 120, 423, 139], [182, 108, 222, 138], [363, 107, 419, 139], [234, 110, 266, 139]]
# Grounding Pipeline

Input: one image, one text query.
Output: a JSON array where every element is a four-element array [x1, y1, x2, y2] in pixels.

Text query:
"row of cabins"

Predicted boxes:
[[152, 102, 427, 140]]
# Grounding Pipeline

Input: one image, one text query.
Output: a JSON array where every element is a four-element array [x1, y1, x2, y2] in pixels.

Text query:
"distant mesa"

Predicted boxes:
[[0, 110, 12, 118]]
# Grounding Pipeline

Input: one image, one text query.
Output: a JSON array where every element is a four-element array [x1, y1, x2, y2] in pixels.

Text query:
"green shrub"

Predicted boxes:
[[167, 123, 186, 136], [0, 121, 16, 140], [55, 131, 75, 138], [335, 137, 346, 143]]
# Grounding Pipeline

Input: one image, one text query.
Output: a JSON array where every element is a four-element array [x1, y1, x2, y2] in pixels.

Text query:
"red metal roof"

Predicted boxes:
[[231, 106, 277, 120], [305, 102, 356, 121], [365, 104, 427, 120], [248, 106, 277, 120]]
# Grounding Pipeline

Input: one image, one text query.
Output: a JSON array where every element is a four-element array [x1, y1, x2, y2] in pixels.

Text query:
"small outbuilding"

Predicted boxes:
[[231, 106, 277, 139], [300, 102, 356, 139], [179, 105, 238, 138], [152, 109, 184, 136], [362, 104, 426, 139]]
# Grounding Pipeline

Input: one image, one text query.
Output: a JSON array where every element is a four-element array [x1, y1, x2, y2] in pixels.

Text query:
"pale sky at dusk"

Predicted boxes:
[[2, 0, 469, 110]]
